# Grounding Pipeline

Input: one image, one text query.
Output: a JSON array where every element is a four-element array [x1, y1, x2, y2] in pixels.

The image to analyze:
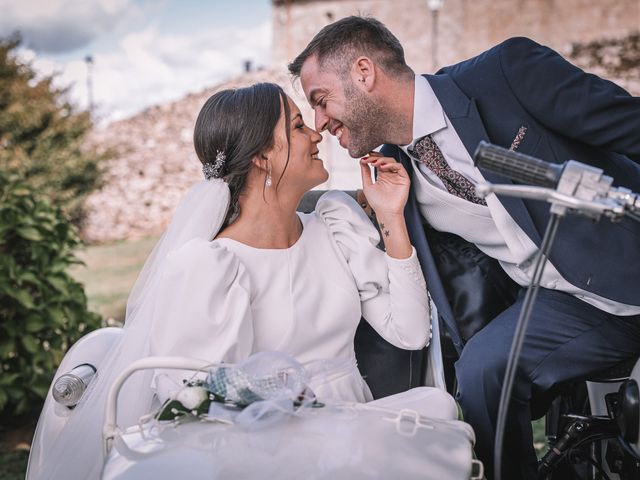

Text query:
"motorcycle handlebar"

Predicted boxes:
[[473, 141, 564, 188]]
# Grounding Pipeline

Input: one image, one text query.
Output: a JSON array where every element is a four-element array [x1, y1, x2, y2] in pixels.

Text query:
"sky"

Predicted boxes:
[[0, 0, 273, 123]]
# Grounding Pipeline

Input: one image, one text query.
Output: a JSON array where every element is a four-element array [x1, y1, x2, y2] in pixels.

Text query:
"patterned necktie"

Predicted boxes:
[[409, 135, 487, 205]]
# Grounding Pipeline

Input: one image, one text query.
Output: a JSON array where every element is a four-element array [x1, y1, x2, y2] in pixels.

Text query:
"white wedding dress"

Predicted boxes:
[[150, 191, 433, 404], [29, 186, 457, 480]]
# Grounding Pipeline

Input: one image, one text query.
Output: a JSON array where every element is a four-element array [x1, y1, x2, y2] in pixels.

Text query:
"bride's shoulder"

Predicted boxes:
[[161, 238, 247, 285], [166, 237, 233, 262], [314, 190, 367, 223], [313, 190, 380, 251]]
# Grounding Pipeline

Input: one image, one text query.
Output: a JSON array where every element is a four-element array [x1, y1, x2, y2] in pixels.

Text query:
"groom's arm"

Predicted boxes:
[[498, 37, 640, 162]]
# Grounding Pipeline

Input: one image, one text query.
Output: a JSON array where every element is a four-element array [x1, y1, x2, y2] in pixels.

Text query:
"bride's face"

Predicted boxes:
[[270, 96, 328, 192]]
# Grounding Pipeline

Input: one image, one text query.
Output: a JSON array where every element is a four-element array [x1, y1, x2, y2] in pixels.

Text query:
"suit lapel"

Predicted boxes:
[[425, 74, 489, 160], [425, 74, 541, 244]]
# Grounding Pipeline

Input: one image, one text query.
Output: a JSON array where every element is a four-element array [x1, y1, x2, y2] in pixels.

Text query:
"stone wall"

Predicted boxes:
[[273, 0, 640, 72], [566, 33, 640, 95]]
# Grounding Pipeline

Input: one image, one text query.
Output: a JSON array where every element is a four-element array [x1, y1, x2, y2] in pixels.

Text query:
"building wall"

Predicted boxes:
[[273, 0, 640, 72]]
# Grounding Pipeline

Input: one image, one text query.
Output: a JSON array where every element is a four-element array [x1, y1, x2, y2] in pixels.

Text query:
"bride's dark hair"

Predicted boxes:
[[194, 82, 292, 227]]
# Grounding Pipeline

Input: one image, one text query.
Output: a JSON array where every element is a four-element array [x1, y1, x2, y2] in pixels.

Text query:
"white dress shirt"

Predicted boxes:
[[402, 75, 640, 316]]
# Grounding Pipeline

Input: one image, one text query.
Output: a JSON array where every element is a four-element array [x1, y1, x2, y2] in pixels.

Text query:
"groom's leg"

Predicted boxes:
[[455, 288, 640, 480]]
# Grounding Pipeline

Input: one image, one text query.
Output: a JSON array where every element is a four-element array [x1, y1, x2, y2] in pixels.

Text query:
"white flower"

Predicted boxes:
[[174, 386, 208, 410]]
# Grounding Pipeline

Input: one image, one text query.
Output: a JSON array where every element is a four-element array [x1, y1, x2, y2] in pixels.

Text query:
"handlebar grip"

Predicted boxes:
[[473, 141, 564, 188]]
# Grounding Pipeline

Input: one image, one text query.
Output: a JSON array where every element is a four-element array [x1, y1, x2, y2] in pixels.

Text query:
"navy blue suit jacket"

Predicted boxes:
[[381, 37, 640, 352]]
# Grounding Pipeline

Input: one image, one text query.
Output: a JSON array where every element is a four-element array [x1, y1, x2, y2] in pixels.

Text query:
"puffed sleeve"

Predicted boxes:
[[316, 191, 430, 350], [150, 237, 254, 368]]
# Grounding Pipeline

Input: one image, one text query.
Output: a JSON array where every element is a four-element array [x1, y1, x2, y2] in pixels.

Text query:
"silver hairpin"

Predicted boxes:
[[203, 150, 226, 180]]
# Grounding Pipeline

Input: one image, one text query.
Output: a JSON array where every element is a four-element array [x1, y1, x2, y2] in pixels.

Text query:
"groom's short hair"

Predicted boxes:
[[288, 16, 413, 79]]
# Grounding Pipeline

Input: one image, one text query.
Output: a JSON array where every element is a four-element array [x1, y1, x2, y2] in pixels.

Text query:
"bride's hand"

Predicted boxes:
[[359, 153, 410, 217]]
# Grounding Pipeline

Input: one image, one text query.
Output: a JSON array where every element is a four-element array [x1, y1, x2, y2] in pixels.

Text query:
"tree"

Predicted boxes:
[[0, 36, 103, 418], [0, 36, 104, 226]]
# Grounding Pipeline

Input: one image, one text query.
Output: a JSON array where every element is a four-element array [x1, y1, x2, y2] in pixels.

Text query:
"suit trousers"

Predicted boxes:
[[455, 288, 640, 480]]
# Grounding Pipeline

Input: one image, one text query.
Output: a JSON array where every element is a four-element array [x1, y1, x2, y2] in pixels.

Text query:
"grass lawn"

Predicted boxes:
[[71, 235, 159, 323], [0, 417, 36, 480], [0, 451, 29, 480], [533, 417, 546, 456]]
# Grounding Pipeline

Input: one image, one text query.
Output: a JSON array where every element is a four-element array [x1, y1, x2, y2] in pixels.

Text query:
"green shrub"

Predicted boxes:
[[0, 36, 105, 226], [0, 171, 101, 417]]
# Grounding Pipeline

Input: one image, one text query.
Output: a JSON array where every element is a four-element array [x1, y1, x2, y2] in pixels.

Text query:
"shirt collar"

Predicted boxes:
[[403, 75, 447, 151]]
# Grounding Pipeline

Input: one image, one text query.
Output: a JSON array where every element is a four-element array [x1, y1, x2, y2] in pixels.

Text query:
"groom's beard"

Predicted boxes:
[[341, 81, 388, 158]]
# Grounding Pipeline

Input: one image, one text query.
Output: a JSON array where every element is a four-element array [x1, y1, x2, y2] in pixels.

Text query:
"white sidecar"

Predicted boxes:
[[27, 311, 484, 479]]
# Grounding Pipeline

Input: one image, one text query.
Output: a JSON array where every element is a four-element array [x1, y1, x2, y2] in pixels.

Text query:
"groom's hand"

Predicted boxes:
[[359, 152, 410, 217]]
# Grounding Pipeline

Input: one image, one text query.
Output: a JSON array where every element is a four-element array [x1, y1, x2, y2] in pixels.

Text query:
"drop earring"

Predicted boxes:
[[265, 164, 272, 188]]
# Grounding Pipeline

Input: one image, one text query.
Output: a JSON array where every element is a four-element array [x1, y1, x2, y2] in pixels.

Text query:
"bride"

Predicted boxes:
[[152, 81, 432, 402], [30, 83, 452, 479]]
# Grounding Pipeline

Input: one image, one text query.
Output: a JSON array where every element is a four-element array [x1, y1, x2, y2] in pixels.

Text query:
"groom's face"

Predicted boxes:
[[300, 55, 385, 158]]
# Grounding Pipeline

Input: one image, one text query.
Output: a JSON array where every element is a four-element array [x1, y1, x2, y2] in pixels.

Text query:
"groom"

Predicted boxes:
[[288, 15, 640, 480]]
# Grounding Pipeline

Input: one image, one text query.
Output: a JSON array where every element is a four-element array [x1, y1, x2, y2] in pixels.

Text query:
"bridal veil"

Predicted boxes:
[[28, 179, 229, 479]]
